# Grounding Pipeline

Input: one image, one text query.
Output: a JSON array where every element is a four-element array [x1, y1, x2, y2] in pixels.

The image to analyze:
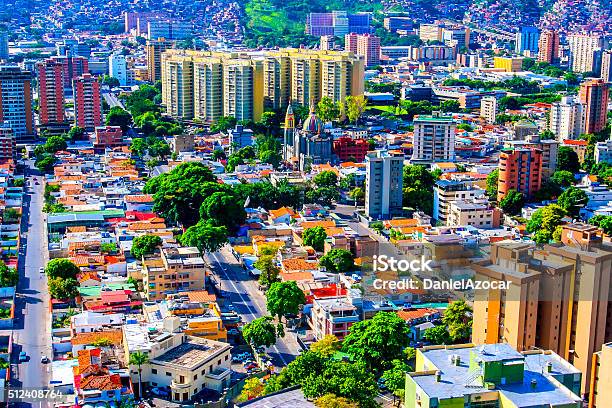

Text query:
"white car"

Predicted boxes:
[[40, 355, 49, 364], [39, 267, 45, 274]]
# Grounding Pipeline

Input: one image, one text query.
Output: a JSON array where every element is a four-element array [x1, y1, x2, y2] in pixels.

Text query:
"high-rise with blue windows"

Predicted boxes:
[[515, 26, 540, 55]]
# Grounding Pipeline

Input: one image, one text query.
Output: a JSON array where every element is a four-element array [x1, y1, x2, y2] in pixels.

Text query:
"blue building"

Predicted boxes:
[[515, 26, 540, 55]]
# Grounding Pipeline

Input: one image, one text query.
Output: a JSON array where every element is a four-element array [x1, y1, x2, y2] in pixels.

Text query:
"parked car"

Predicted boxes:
[[151, 387, 170, 397], [227, 328, 240, 336], [39, 267, 45, 274], [19, 351, 27, 362], [40, 355, 49, 364], [244, 363, 258, 370]]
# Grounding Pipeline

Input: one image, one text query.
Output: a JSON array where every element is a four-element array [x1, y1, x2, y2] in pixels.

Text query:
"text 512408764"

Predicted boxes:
[[5, 388, 71, 403]]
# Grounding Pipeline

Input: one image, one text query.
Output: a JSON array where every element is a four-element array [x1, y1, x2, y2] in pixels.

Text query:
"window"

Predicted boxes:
[[166, 372, 171, 376], [152, 369, 157, 374]]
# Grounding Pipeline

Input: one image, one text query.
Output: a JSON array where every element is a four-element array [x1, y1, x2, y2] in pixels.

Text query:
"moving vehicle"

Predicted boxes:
[[19, 351, 27, 362], [40, 355, 49, 364]]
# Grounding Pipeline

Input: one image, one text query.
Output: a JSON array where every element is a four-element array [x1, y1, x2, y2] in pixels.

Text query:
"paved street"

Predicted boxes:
[[206, 246, 302, 368], [102, 89, 125, 109], [11, 162, 51, 394]]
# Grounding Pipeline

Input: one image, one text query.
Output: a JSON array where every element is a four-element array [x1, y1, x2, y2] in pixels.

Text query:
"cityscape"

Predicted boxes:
[[0, 0, 611, 407]]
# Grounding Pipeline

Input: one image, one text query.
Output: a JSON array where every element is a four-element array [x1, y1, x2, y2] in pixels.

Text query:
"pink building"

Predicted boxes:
[[345, 33, 380, 67], [73, 74, 102, 130]]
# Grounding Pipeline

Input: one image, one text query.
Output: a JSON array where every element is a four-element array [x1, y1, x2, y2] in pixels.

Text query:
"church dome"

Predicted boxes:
[[302, 110, 324, 134]]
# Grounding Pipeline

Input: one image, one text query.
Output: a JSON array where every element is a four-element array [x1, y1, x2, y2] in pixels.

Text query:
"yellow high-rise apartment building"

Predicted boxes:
[[472, 223, 612, 399], [160, 48, 364, 123]]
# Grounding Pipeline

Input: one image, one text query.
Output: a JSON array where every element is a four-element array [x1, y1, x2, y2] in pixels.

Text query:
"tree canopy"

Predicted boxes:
[[265, 281, 306, 320], [242, 316, 284, 348], [342, 311, 410, 372], [318, 249, 355, 273], [131, 234, 162, 259], [179, 220, 228, 254], [499, 189, 525, 215], [302, 226, 327, 252], [45, 258, 80, 279]]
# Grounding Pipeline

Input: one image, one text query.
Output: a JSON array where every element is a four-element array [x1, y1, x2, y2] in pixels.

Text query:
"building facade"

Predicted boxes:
[[538, 29, 560, 64], [480, 95, 498, 123], [550, 96, 587, 140], [411, 112, 456, 163], [37, 58, 65, 126], [0, 66, 34, 140], [345, 33, 380, 67], [146, 38, 174, 82], [73, 74, 102, 130], [579, 79, 609, 134], [568, 34, 604, 73], [515, 26, 539, 55], [497, 147, 542, 201], [365, 150, 404, 219]]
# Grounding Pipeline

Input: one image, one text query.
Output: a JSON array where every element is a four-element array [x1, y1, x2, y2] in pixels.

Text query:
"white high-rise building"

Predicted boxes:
[[568, 34, 604, 74], [109, 53, 131, 86], [480, 96, 498, 124], [549, 96, 586, 141], [365, 150, 404, 220], [411, 112, 456, 163]]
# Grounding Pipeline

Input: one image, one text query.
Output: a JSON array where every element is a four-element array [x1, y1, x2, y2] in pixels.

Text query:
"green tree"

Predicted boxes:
[[318, 249, 355, 273], [144, 162, 220, 226], [589, 215, 612, 235], [44, 135, 67, 153], [237, 377, 265, 402], [310, 335, 341, 358], [200, 192, 246, 232], [486, 169, 499, 199], [316, 97, 341, 123], [242, 316, 284, 348], [443, 299, 473, 342], [266, 281, 306, 320], [45, 258, 80, 279], [439, 100, 460, 113], [557, 146, 580, 173], [526, 204, 566, 244], [499, 189, 525, 215], [382, 359, 410, 400], [557, 186, 588, 216], [129, 351, 149, 399], [551, 170, 575, 187], [302, 226, 327, 251], [255, 255, 280, 286], [342, 312, 410, 372], [105, 107, 132, 131], [315, 394, 354, 408], [423, 325, 451, 344], [402, 165, 441, 215], [348, 187, 365, 204], [210, 116, 237, 133], [180, 220, 228, 253], [341, 95, 368, 124], [539, 130, 556, 140], [101, 75, 120, 87], [313, 171, 338, 188], [131, 234, 162, 259], [48, 277, 79, 299], [0, 261, 18, 287], [66, 126, 86, 141]]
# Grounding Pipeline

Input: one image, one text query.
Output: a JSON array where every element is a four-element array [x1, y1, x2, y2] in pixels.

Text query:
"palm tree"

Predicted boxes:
[[129, 351, 149, 399]]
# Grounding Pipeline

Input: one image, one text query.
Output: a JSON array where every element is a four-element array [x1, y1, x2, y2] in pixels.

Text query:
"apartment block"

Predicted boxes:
[[0, 123, 16, 160], [480, 95, 498, 123], [311, 296, 359, 341], [433, 180, 486, 224], [515, 26, 539, 55], [447, 199, 500, 228], [497, 147, 542, 201], [590, 343, 612, 408], [147, 20, 192, 40], [538, 30, 560, 64], [411, 112, 456, 164], [601, 50, 612, 83], [109, 53, 134, 87], [550, 96, 586, 141], [223, 59, 263, 122], [73, 73, 102, 130], [405, 344, 582, 408], [579, 79, 609, 134], [161, 49, 364, 122], [345, 33, 380, 67], [124, 322, 231, 403], [471, 224, 612, 397], [51, 55, 88, 90], [504, 135, 559, 181], [568, 34, 604, 74], [494, 56, 524, 72], [36, 58, 65, 126], [365, 150, 404, 219], [146, 38, 174, 82], [93, 126, 123, 152], [141, 247, 208, 301], [0, 66, 34, 140], [161, 52, 194, 120], [193, 56, 224, 123], [595, 139, 612, 164], [305, 11, 370, 37]]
